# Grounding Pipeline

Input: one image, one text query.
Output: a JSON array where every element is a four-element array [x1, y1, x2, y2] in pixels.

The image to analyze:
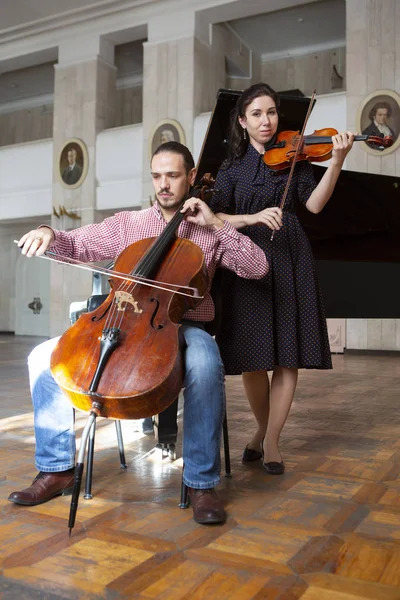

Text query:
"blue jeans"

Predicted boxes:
[[28, 323, 225, 489]]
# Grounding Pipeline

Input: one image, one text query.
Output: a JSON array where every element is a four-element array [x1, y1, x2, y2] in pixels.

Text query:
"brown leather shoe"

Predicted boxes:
[[8, 469, 75, 506], [187, 487, 226, 524]]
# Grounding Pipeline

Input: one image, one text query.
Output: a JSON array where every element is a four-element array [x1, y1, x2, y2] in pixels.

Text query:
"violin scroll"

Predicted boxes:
[[191, 173, 215, 202], [363, 135, 393, 149]]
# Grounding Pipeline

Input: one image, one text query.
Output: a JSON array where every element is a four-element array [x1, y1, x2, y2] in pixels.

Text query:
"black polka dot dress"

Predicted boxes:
[[210, 143, 332, 374]]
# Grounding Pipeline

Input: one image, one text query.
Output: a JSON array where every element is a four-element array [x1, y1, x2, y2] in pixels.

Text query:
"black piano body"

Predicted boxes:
[[196, 88, 400, 319]]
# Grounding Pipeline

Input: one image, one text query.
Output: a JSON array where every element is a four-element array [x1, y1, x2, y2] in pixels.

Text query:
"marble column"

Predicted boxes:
[[346, 0, 400, 176], [141, 11, 226, 205], [50, 34, 116, 336], [345, 0, 400, 350]]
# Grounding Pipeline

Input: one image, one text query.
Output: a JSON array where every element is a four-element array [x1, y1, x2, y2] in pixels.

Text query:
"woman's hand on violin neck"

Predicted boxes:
[[181, 197, 225, 230], [17, 227, 54, 257], [248, 207, 283, 231], [331, 131, 355, 166]]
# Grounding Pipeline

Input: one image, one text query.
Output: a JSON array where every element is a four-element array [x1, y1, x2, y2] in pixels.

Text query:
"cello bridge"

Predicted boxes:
[[114, 290, 143, 313]]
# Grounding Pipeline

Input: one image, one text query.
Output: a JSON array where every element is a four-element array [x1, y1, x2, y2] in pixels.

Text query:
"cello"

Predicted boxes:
[[50, 177, 214, 421], [48, 176, 213, 532]]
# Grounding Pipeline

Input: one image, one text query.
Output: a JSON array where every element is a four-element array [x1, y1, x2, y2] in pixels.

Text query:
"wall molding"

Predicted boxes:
[[116, 74, 143, 89], [0, 0, 152, 43], [0, 93, 54, 115], [0, 73, 143, 115], [261, 39, 345, 62]]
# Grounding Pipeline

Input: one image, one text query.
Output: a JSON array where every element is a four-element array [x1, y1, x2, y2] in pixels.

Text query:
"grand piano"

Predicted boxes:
[[195, 88, 400, 319]]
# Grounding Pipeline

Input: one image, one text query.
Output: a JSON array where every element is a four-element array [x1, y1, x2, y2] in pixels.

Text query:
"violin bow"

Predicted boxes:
[[271, 89, 316, 241], [13, 242, 203, 299]]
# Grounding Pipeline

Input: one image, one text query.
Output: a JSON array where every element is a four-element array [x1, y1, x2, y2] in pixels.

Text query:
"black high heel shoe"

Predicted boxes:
[[261, 439, 285, 475], [242, 445, 262, 463]]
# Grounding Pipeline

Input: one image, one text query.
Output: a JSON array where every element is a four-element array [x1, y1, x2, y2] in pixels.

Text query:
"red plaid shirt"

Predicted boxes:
[[49, 203, 268, 322]]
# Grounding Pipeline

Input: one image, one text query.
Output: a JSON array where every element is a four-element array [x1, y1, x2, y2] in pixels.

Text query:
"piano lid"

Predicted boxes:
[[195, 88, 400, 264], [193, 88, 400, 318], [195, 88, 315, 185]]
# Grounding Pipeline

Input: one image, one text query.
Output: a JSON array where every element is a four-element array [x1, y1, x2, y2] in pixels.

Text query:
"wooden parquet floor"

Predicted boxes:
[[1, 334, 400, 599]]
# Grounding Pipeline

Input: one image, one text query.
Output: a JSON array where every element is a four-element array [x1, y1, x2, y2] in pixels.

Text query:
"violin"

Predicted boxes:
[[263, 127, 393, 171]]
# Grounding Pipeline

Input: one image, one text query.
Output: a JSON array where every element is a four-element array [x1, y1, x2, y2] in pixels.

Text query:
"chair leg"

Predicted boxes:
[[179, 468, 189, 509], [222, 412, 232, 478], [115, 420, 128, 469], [84, 419, 96, 499]]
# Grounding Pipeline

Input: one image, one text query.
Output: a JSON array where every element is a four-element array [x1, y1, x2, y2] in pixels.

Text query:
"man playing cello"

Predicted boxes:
[[8, 141, 268, 525]]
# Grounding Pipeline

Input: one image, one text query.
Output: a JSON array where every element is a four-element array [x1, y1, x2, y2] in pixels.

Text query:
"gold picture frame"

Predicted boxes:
[[149, 119, 186, 159], [357, 89, 400, 155], [58, 138, 89, 189]]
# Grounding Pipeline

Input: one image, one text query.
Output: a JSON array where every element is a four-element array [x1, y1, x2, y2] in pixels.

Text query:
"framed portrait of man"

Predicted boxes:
[[357, 89, 400, 155], [149, 119, 186, 158], [58, 138, 88, 189]]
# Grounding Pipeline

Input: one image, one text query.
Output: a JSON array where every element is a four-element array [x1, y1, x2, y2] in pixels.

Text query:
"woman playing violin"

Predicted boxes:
[[210, 83, 355, 474]]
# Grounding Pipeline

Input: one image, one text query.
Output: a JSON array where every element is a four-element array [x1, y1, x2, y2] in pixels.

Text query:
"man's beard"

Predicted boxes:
[[157, 191, 186, 210]]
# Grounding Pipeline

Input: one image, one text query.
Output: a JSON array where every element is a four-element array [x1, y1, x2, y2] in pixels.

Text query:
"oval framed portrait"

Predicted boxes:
[[58, 138, 89, 189], [357, 89, 400, 155], [149, 119, 186, 159]]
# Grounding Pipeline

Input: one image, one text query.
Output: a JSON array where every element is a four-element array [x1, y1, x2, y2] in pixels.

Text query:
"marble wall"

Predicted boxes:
[[262, 46, 346, 95], [347, 319, 400, 351], [115, 86, 143, 127], [0, 85, 142, 148], [0, 105, 53, 147]]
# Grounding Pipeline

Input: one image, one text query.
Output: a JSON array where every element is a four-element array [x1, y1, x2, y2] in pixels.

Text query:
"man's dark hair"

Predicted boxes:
[[369, 101, 392, 120], [151, 141, 195, 174]]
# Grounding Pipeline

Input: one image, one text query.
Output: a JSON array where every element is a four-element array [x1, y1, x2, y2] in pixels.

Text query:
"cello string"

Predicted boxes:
[[104, 206, 188, 331], [130, 182, 206, 280], [103, 185, 208, 330], [131, 205, 185, 279]]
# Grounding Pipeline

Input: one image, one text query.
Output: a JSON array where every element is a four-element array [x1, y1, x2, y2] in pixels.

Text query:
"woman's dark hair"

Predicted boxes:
[[368, 101, 392, 121], [224, 83, 280, 166], [151, 141, 195, 174]]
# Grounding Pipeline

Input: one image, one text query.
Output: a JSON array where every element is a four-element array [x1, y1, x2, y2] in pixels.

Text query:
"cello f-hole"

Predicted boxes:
[[91, 301, 112, 322], [150, 298, 164, 330]]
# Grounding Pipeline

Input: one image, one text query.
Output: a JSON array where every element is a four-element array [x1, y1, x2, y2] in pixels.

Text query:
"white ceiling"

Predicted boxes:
[[0, 0, 345, 106]]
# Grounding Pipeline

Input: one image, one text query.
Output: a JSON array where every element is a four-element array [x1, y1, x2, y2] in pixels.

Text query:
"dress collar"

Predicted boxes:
[[242, 142, 268, 185]]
